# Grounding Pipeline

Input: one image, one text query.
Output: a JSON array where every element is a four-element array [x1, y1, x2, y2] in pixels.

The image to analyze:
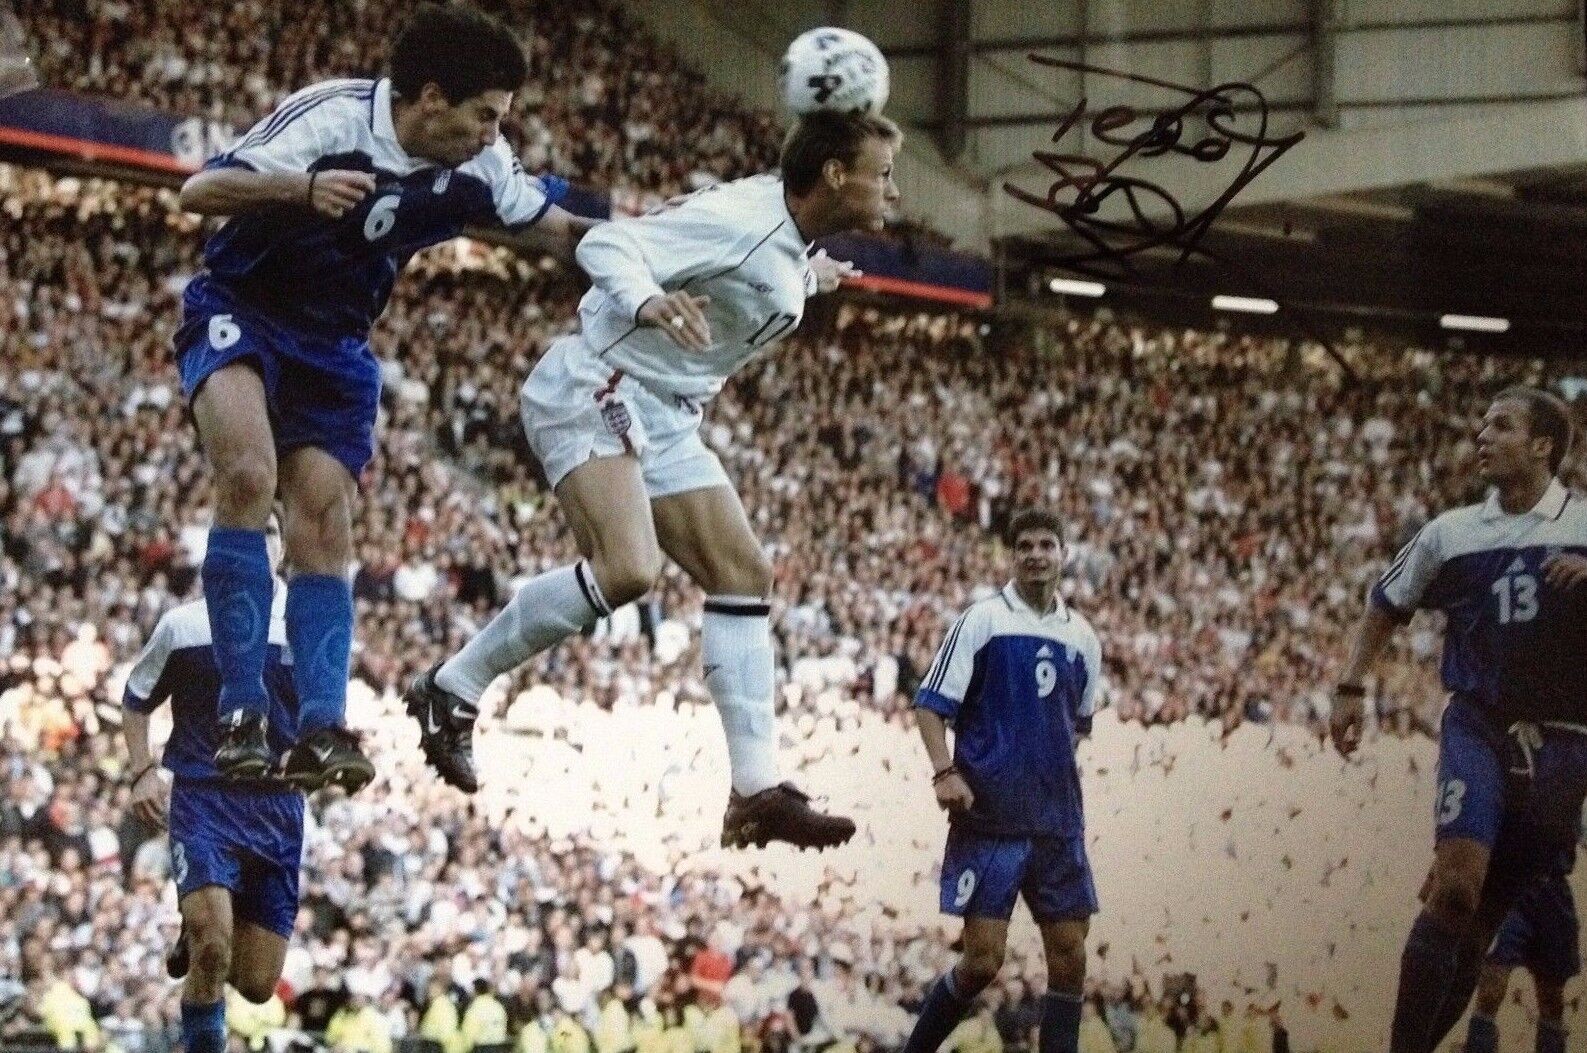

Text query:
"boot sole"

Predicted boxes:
[[283, 758, 376, 794], [721, 823, 856, 851], [217, 757, 272, 781]]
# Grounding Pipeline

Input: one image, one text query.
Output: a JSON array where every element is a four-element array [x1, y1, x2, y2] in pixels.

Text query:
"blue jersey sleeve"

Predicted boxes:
[[915, 606, 985, 721], [122, 613, 176, 713]]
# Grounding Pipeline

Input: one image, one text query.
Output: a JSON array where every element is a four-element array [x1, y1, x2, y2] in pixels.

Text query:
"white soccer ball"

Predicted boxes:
[[778, 27, 890, 117]]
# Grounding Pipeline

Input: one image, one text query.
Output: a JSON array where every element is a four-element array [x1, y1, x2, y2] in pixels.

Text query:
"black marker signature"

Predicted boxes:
[[1003, 56, 1304, 276]]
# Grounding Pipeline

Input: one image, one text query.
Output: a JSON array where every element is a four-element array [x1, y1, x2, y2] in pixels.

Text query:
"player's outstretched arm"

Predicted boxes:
[[178, 167, 375, 219], [510, 204, 598, 265], [1330, 603, 1397, 757]]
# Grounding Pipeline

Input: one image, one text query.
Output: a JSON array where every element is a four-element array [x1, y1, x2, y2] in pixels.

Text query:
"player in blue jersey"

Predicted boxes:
[[173, 2, 593, 791], [1329, 387, 1587, 1053], [902, 508, 1104, 1053], [122, 519, 305, 1053], [1461, 848, 1578, 1053]]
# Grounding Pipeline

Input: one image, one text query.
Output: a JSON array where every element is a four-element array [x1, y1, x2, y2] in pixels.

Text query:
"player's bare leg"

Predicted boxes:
[[177, 886, 235, 1053], [1463, 960, 1512, 1053], [277, 447, 372, 792], [653, 483, 855, 851], [904, 917, 1008, 1053], [1392, 837, 1492, 1053], [412, 454, 657, 791], [1038, 919, 1089, 1053], [228, 920, 289, 1005], [1533, 976, 1568, 1053], [193, 363, 278, 779]]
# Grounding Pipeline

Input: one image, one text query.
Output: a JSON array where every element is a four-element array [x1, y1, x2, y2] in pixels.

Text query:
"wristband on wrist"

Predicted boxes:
[[128, 762, 157, 787], [306, 170, 318, 207], [1335, 683, 1366, 699], [932, 765, 960, 785]]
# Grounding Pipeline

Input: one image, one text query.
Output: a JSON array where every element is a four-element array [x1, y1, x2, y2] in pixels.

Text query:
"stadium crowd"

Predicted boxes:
[[12, 0, 781, 207], [4, 160, 1585, 1050]]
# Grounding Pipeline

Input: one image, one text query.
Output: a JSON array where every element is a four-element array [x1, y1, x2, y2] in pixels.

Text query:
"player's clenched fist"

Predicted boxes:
[[1329, 684, 1365, 758], [638, 292, 712, 352], [933, 767, 975, 813], [306, 170, 376, 219]]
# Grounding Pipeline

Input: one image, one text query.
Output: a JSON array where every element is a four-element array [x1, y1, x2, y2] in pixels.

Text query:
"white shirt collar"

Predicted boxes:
[[1001, 581, 1067, 620], [775, 179, 813, 249], [1480, 477, 1569, 522], [372, 79, 406, 157]]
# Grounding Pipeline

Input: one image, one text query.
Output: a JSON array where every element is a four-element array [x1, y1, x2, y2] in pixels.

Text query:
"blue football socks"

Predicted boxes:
[[903, 970, 974, 1053], [180, 999, 225, 1053], [1464, 1014, 1498, 1053], [1039, 991, 1083, 1053], [287, 572, 353, 734], [1390, 912, 1464, 1053], [202, 527, 273, 719], [1536, 1020, 1566, 1053]]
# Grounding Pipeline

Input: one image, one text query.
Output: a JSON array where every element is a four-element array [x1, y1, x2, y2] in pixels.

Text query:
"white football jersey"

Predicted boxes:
[[570, 175, 817, 400]]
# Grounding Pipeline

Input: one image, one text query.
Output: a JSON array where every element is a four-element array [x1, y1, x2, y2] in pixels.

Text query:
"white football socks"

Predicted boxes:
[[436, 560, 611, 705], [702, 595, 780, 795]]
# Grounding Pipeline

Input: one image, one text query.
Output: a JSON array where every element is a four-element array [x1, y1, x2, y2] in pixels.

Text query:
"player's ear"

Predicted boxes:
[[418, 81, 450, 111], [822, 157, 847, 191]]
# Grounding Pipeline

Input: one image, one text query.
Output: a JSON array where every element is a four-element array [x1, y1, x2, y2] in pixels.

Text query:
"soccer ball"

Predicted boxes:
[[778, 28, 890, 117]]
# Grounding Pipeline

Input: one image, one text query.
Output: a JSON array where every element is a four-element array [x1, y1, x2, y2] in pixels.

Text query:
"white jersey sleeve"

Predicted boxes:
[[1077, 620, 1103, 719], [215, 79, 373, 174], [575, 190, 746, 322], [914, 604, 989, 721], [469, 138, 554, 227], [123, 611, 176, 713], [1371, 519, 1444, 617]]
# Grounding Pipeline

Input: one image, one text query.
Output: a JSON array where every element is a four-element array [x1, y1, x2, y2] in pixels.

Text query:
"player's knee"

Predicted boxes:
[[213, 451, 276, 521], [1046, 940, 1087, 991], [593, 550, 661, 607], [730, 549, 774, 597], [1428, 875, 1485, 926], [232, 971, 278, 1005], [286, 491, 353, 565], [1425, 868, 1483, 925], [694, 543, 773, 597], [188, 930, 232, 982], [958, 946, 1005, 991]]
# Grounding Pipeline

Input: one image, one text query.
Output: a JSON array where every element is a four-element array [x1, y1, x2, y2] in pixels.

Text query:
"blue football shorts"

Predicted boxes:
[[168, 780, 305, 938]]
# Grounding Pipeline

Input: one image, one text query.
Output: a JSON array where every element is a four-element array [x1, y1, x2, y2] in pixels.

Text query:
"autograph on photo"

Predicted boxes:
[[1004, 55, 1303, 276]]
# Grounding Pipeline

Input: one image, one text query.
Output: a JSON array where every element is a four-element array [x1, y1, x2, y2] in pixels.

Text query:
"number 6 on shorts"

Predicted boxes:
[[208, 314, 241, 351]]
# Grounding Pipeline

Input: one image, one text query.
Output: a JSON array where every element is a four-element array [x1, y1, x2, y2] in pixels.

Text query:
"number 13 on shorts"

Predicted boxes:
[[1436, 778, 1467, 826]]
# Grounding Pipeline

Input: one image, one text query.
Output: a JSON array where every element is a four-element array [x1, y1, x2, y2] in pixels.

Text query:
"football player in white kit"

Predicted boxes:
[[407, 111, 901, 850]]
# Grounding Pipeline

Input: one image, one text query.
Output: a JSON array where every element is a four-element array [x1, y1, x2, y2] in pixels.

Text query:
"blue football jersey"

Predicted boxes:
[[915, 583, 1104, 837], [122, 591, 299, 781], [1371, 479, 1587, 725], [195, 78, 565, 338]]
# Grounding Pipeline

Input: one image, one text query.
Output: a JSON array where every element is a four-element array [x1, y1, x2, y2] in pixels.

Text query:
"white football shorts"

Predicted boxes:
[[520, 334, 730, 498]]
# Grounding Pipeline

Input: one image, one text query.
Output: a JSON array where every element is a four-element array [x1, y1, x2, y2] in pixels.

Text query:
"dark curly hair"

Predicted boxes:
[[390, 3, 528, 105]]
